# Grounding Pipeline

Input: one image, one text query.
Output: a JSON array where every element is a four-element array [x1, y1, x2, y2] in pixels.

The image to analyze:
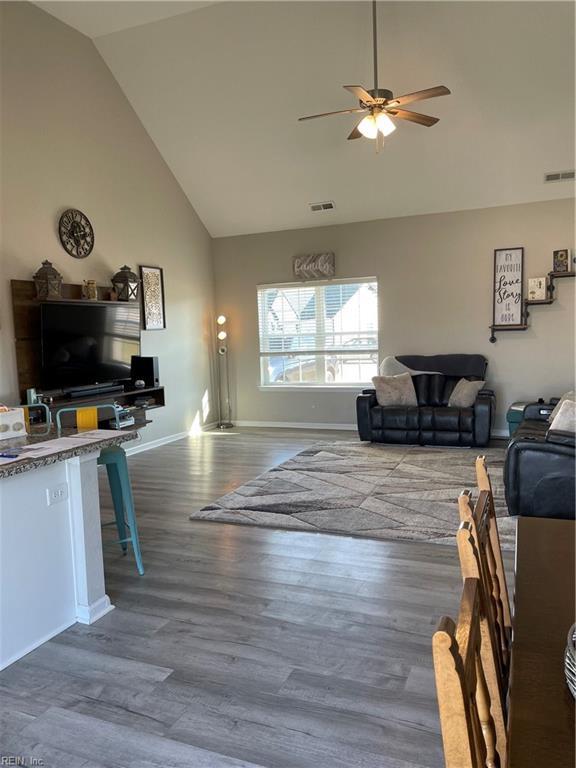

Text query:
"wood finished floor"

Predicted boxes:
[[0, 428, 513, 768]]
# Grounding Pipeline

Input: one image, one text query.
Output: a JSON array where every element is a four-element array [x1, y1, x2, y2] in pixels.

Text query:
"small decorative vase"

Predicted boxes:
[[82, 279, 98, 300]]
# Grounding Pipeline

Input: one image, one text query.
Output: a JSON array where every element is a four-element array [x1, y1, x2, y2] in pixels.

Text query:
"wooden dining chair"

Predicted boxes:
[[475, 457, 512, 631], [458, 490, 511, 672], [433, 577, 504, 768], [456, 504, 508, 763]]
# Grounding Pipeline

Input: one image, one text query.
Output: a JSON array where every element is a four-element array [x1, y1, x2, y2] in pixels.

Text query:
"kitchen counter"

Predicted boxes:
[[0, 427, 139, 670], [0, 426, 137, 478]]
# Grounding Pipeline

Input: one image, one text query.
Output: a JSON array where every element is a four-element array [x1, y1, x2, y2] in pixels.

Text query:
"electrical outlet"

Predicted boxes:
[[46, 482, 68, 506]]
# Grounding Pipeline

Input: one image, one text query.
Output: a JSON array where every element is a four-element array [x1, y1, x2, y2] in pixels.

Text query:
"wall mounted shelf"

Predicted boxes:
[[525, 298, 554, 306], [489, 270, 574, 342]]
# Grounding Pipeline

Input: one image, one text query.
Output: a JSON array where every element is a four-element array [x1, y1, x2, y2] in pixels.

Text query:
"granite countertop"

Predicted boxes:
[[0, 426, 138, 479]]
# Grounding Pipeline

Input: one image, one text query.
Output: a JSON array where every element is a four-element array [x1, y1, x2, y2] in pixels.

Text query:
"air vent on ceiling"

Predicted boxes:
[[309, 200, 335, 213], [544, 169, 575, 183]]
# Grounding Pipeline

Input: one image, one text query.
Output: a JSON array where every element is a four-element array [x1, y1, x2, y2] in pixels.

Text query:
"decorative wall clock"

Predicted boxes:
[[58, 208, 94, 259]]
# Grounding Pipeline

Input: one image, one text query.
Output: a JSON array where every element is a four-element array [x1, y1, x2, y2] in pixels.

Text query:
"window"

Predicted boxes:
[[257, 279, 379, 386]]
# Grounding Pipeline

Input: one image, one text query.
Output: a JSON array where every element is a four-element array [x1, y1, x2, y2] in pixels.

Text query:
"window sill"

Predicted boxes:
[[258, 385, 366, 393]]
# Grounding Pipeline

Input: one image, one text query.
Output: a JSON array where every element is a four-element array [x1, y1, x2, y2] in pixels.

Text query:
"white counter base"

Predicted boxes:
[[0, 449, 114, 670]]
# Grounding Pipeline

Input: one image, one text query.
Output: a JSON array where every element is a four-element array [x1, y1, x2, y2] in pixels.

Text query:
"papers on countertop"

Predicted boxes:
[[0, 430, 127, 466], [15, 431, 122, 459], [18, 438, 86, 458], [65, 429, 124, 441]]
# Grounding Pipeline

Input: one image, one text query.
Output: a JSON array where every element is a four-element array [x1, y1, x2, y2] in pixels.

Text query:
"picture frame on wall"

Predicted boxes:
[[553, 249, 572, 274], [139, 265, 166, 330], [492, 247, 524, 328], [528, 277, 548, 301]]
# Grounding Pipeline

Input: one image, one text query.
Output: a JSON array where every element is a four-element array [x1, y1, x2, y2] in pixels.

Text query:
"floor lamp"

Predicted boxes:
[[216, 315, 233, 429]]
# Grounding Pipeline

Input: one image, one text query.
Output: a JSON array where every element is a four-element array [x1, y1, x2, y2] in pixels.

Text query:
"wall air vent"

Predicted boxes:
[[544, 170, 575, 183], [309, 200, 335, 213]]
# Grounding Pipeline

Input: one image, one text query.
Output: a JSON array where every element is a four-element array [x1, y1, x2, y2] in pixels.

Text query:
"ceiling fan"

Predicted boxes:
[[298, 0, 451, 150]]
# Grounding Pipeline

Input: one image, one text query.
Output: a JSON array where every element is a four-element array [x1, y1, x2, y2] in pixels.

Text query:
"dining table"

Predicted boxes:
[[507, 516, 575, 768]]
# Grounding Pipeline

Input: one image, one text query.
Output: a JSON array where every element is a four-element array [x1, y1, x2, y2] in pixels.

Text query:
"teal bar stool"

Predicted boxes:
[[22, 402, 52, 435], [56, 404, 144, 576]]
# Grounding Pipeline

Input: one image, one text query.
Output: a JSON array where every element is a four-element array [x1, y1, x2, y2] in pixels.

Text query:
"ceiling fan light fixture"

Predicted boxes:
[[376, 112, 396, 137], [357, 114, 379, 139], [357, 111, 396, 140]]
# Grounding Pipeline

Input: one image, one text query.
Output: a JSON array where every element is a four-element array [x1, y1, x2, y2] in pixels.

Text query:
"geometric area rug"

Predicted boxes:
[[190, 441, 514, 549]]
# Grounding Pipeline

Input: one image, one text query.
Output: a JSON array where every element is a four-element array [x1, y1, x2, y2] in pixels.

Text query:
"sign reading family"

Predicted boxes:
[[492, 247, 524, 327]]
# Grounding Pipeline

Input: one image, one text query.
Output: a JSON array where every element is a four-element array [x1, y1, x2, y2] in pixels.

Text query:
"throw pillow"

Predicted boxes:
[[372, 373, 418, 407], [379, 355, 443, 376], [549, 399, 576, 433], [549, 391, 575, 423], [448, 378, 485, 408]]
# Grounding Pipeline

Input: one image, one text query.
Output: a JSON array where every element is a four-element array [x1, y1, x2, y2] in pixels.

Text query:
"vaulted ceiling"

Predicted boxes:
[[36, 1, 217, 38], [36, 2, 574, 237]]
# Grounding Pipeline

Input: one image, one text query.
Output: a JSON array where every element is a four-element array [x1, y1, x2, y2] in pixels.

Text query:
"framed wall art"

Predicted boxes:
[[527, 277, 548, 302], [139, 266, 166, 330], [553, 249, 572, 274], [492, 247, 524, 328], [293, 252, 335, 280]]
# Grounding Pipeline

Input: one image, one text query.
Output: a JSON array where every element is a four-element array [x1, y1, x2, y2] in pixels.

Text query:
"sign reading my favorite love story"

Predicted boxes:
[[492, 247, 524, 327]]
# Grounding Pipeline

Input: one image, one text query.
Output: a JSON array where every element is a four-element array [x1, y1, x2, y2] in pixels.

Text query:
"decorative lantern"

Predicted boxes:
[[33, 260, 63, 300], [111, 265, 140, 302]]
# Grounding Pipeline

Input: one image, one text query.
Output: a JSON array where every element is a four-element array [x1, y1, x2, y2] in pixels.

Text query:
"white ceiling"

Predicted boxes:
[[37, 2, 575, 237]]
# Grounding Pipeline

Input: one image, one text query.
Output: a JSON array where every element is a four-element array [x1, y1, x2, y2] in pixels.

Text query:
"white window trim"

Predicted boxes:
[[256, 276, 378, 291], [257, 277, 379, 388]]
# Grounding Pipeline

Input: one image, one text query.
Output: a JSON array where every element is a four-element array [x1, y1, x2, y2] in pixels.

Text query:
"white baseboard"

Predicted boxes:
[[228, 420, 510, 440], [0, 618, 76, 671], [76, 596, 114, 625], [124, 422, 510, 445], [234, 420, 358, 431], [125, 431, 188, 455], [124, 422, 220, 456]]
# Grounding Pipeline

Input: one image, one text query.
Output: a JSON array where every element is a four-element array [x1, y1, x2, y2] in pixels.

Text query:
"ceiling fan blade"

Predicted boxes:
[[347, 123, 363, 140], [387, 85, 450, 107], [343, 85, 376, 104], [298, 108, 366, 121], [387, 108, 439, 127]]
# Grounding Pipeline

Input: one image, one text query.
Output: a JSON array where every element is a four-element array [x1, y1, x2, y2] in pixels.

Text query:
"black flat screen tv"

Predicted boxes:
[[40, 301, 141, 390]]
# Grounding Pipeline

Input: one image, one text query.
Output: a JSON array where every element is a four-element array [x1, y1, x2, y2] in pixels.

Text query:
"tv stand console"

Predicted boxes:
[[11, 279, 165, 428], [42, 385, 165, 428]]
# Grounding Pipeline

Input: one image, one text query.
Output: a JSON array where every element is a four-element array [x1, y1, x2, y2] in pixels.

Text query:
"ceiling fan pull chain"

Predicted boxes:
[[372, 0, 378, 93]]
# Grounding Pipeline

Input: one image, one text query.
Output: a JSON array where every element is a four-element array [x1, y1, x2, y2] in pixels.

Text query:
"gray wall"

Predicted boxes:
[[0, 2, 216, 445], [2, 4, 574, 441], [213, 199, 575, 433]]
